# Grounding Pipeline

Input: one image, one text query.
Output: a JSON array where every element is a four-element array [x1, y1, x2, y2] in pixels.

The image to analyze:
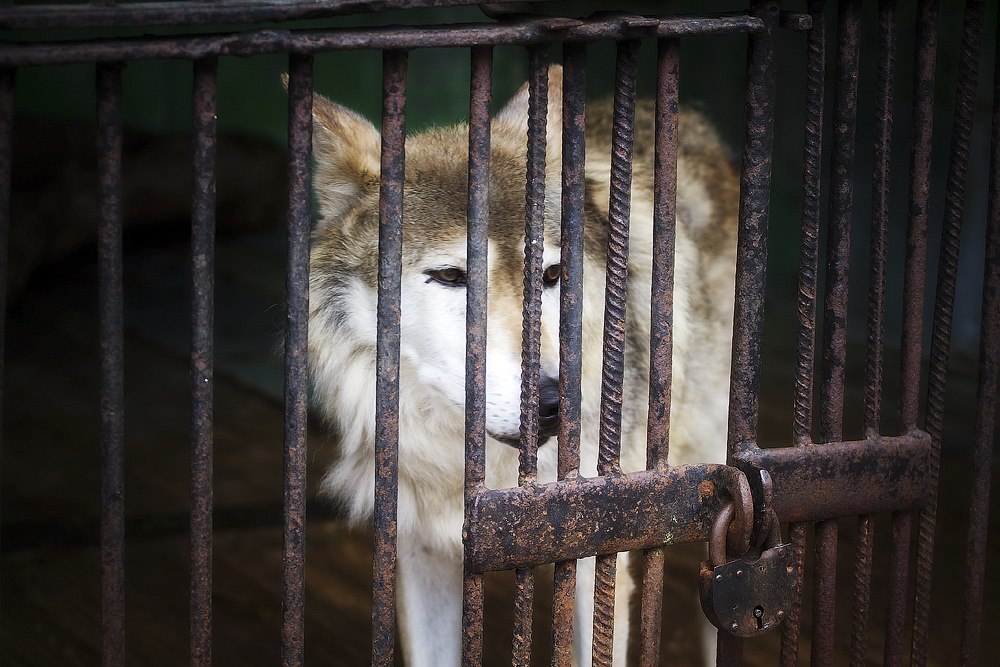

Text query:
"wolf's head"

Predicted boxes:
[[308, 66, 568, 449]]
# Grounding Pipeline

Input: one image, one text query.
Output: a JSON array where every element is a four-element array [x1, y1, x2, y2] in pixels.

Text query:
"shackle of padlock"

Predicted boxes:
[[699, 499, 799, 638]]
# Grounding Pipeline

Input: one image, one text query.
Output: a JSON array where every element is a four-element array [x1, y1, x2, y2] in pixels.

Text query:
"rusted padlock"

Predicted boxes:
[[699, 502, 798, 638]]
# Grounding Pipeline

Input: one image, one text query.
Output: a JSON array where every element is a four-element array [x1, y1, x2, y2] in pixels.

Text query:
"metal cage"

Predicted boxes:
[[1, 1, 997, 666]]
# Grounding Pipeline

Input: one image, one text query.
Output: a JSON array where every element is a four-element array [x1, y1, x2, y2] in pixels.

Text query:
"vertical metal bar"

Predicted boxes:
[[512, 44, 547, 667], [372, 49, 407, 667], [591, 38, 638, 667], [888, 2, 938, 661], [462, 44, 491, 667], [958, 12, 1000, 660], [281, 52, 312, 667], [96, 61, 125, 667], [813, 2, 861, 663], [519, 44, 548, 488], [552, 40, 586, 667], [863, 0, 896, 440], [898, 0, 939, 434], [639, 36, 678, 667], [0, 68, 13, 534], [724, 0, 779, 661], [883, 510, 911, 667], [849, 515, 874, 667], [189, 55, 217, 667], [782, 2, 825, 664], [851, 5, 897, 666], [913, 3, 984, 666]]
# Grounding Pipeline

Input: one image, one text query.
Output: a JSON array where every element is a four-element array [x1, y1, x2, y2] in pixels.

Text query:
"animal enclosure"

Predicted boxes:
[[1, 1, 998, 666]]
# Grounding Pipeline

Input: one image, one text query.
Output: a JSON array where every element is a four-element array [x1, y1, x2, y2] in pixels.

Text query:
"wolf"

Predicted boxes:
[[307, 64, 739, 666]]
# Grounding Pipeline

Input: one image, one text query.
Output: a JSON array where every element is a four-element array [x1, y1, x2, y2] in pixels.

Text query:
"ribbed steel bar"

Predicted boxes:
[[852, 4, 897, 665], [781, 2, 824, 664], [552, 40, 586, 667], [372, 48, 407, 667], [849, 515, 874, 667], [519, 44, 548, 487], [0, 14, 771, 67], [96, 61, 125, 667], [912, 3, 984, 665], [863, 0, 896, 439], [280, 52, 312, 667], [888, 3, 938, 659], [958, 8, 1000, 663], [462, 44, 491, 667], [813, 1, 861, 663], [189, 54, 217, 667], [638, 36, 679, 667], [512, 44, 547, 667], [590, 38, 638, 667]]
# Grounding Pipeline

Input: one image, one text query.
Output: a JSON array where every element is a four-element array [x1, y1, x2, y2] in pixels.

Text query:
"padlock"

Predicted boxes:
[[699, 503, 798, 638]]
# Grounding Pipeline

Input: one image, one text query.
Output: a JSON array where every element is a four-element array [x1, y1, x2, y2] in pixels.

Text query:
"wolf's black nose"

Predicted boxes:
[[538, 377, 560, 438]]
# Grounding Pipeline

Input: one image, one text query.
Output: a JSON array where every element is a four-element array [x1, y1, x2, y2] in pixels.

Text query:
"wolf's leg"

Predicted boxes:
[[396, 540, 463, 667], [573, 553, 634, 667]]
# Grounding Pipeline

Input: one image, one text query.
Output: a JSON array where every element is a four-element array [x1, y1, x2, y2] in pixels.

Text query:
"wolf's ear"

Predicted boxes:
[[495, 64, 563, 163], [305, 86, 381, 226]]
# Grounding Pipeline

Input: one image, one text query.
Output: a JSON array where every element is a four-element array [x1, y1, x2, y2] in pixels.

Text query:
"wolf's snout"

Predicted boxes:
[[538, 377, 560, 438]]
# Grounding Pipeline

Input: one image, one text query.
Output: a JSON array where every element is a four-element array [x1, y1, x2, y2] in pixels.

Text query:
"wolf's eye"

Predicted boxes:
[[542, 264, 561, 287], [426, 267, 468, 286]]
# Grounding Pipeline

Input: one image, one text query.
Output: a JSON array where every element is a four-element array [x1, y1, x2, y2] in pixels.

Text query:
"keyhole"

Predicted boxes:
[[754, 605, 764, 630]]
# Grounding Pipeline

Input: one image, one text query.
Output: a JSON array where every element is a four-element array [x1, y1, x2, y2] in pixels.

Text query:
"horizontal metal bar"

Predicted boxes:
[[0, 0, 568, 30], [732, 430, 933, 523], [464, 463, 750, 572], [0, 14, 767, 67]]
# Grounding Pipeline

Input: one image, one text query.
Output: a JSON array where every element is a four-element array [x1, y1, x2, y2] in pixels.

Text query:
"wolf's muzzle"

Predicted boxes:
[[538, 376, 560, 440]]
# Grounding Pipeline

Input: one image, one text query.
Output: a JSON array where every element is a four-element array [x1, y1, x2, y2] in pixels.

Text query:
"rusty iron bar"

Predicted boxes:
[[518, 44, 548, 487], [726, 11, 779, 641], [637, 36, 679, 667], [792, 0, 825, 449], [853, 3, 897, 665], [590, 38, 639, 667], [512, 567, 535, 667], [597, 37, 638, 477], [645, 36, 678, 472], [813, 0, 862, 661], [512, 43, 547, 667], [96, 61, 125, 667], [466, 463, 752, 573], [0, 67, 12, 490], [189, 54, 217, 667], [898, 0, 938, 434], [0, 0, 587, 30], [0, 14, 776, 68], [280, 52, 312, 667], [958, 8, 1000, 662], [781, 1, 825, 664], [372, 48, 407, 667], [883, 510, 912, 667], [913, 2, 984, 665], [849, 514, 874, 667], [551, 41, 586, 667], [863, 0, 896, 439], [888, 2, 938, 659], [728, 0, 778, 451], [462, 43, 492, 667], [732, 431, 932, 523]]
